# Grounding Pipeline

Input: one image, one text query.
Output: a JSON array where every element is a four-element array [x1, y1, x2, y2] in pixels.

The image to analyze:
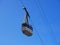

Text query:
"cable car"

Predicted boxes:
[[22, 7, 33, 36]]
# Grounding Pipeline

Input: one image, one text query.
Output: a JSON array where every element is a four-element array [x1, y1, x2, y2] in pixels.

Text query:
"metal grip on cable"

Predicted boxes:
[[23, 6, 30, 18]]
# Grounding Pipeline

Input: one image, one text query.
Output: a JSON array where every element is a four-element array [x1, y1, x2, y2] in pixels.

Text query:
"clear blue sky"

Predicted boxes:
[[0, 0, 60, 45]]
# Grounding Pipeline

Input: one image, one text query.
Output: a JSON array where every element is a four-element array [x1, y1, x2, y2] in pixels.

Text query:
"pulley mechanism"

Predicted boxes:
[[22, 7, 33, 36]]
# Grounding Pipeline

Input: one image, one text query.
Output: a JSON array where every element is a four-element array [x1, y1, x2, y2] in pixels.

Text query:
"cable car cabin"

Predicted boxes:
[[22, 23, 33, 36], [21, 7, 33, 36]]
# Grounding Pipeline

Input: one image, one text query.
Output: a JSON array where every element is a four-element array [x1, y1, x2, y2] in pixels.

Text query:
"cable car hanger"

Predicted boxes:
[[23, 6, 30, 23]]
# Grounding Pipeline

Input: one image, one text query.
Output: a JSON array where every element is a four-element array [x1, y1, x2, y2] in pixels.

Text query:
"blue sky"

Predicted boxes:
[[0, 0, 60, 45]]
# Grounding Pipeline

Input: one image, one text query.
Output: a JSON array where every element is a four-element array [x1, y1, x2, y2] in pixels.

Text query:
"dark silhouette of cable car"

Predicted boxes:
[[22, 7, 33, 36]]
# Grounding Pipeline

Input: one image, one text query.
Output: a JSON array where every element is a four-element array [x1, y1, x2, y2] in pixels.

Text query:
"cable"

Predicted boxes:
[[34, 0, 57, 43], [30, 18, 44, 45], [37, 0, 57, 41], [19, 0, 25, 7]]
